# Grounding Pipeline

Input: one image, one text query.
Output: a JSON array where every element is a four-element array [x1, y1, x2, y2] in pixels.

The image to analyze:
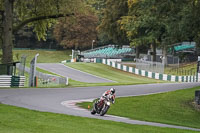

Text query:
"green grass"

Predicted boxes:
[[66, 63, 165, 86], [0, 103, 198, 133], [164, 62, 197, 76], [12, 49, 71, 65], [67, 78, 119, 87], [36, 67, 64, 77], [122, 61, 197, 76], [78, 86, 200, 129]]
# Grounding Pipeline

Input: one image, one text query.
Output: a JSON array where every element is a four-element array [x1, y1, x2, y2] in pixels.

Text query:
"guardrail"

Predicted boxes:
[[0, 75, 25, 87]]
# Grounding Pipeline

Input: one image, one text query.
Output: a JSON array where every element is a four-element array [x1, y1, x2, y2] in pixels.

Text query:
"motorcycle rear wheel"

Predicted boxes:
[[91, 108, 96, 115], [100, 105, 110, 116]]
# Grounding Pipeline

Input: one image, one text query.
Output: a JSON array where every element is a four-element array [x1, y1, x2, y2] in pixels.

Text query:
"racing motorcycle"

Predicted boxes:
[[91, 94, 113, 116]]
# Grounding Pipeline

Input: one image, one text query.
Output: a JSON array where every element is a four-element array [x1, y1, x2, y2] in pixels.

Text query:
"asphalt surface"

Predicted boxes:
[[1, 82, 200, 131], [37, 63, 114, 83]]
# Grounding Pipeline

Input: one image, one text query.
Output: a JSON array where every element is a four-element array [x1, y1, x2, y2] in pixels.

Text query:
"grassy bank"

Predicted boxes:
[[12, 49, 71, 64], [66, 63, 165, 86], [118, 62, 197, 76], [78, 86, 200, 129], [0, 103, 198, 133], [164, 62, 197, 76]]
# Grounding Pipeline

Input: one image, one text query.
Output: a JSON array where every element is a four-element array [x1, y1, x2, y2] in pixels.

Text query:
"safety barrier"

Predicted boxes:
[[22, 66, 68, 86], [0, 75, 25, 87], [102, 59, 200, 82]]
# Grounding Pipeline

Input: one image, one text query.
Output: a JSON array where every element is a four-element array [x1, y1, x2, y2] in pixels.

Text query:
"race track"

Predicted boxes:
[[37, 63, 114, 83], [1, 82, 200, 131]]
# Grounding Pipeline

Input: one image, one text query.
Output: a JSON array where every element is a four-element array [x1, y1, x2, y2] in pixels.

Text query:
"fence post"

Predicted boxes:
[[66, 77, 69, 85], [29, 53, 39, 87]]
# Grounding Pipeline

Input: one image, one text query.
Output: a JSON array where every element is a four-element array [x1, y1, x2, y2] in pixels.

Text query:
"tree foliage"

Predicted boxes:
[[53, 13, 98, 50], [13, 0, 83, 40], [98, 0, 129, 46], [118, 0, 200, 61], [84, 0, 112, 46], [85, 0, 106, 20], [123, 0, 200, 46], [0, 0, 83, 63], [2, 0, 200, 64], [179, 0, 200, 43]]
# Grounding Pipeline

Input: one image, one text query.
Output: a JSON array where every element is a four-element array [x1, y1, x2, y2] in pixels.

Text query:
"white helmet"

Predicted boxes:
[[110, 88, 115, 94]]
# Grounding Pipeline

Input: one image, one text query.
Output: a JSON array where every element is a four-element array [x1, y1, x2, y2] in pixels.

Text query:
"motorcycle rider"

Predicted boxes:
[[99, 88, 116, 104], [91, 88, 116, 115]]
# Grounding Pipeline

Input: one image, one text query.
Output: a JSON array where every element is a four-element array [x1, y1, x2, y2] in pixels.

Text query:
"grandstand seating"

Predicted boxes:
[[82, 45, 133, 58], [174, 42, 196, 52]]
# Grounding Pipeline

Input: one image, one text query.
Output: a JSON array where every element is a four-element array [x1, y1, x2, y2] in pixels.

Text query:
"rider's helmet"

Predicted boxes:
[[110, 88, 115, 94]]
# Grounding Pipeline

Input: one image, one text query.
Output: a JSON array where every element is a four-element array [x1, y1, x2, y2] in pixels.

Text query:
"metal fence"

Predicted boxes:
[[17, 64, 68, 87], [146, 55, 179, 65], [136, 59, 164, 74], [35, 70, 68, 86], [167, 55, 179, 65]]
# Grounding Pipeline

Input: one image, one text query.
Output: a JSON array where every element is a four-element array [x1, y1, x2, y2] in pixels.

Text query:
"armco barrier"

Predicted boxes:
[[102, 59, 199, 82], [0, 75, 26, 87]]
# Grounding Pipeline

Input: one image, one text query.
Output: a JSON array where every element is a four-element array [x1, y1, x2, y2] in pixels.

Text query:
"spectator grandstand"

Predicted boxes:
[[82, 45, 133, 58], [173, 42, 196, 52]]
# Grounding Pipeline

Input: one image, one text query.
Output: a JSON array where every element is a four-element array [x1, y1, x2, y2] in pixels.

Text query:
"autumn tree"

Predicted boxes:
[[53, 13, 98, 50], [0, 0, 83, 63]]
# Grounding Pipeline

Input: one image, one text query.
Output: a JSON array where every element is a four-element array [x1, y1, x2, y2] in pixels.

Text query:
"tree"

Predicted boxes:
[[86, 0, 112, 46], [119, 0, 190, 63], [179, 0, 200, 55], [119, 0, 160, 60], [53, 13, 98, 50], [0, 0, 83, 63], [98, 0, 129, 46], [85, 0, 106, 20]]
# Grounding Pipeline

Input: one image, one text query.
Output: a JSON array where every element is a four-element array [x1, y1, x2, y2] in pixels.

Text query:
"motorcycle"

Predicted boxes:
[[91, 95, 113, 116]]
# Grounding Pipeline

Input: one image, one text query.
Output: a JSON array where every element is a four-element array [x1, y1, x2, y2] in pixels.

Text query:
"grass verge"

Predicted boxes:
[[164, 62, 197, 76], [78, 86, 200, 129], [66, 63, 165, 86], [0, 103, 198, 133], [67, 79, 155, 87]]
